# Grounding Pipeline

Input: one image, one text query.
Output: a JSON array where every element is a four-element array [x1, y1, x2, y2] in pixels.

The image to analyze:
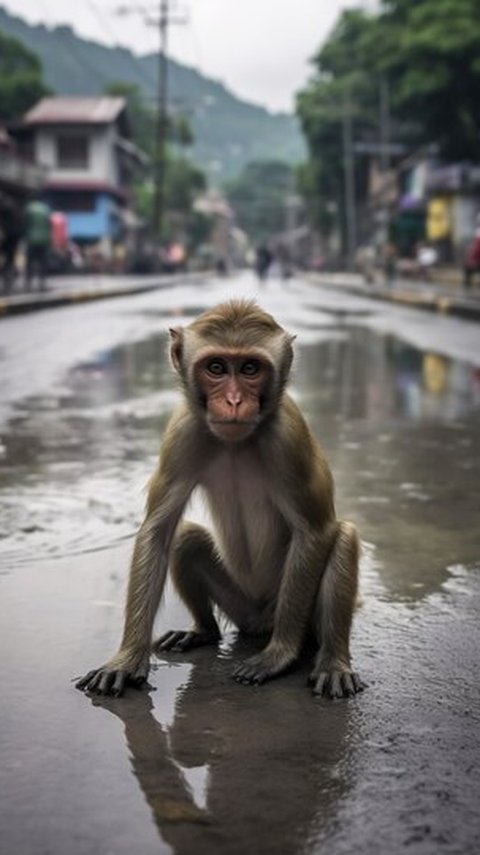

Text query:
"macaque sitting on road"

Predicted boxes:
[[76, 300, 363, 699]]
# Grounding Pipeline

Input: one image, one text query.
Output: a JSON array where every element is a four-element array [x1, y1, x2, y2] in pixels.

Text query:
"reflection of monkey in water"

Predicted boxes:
[[77, 300, 363, 699], [91, 645, 352, 855]]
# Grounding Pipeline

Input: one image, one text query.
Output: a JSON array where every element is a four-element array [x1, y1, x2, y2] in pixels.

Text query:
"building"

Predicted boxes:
[[0, 126, 45, 212], [14, 96, 147, 261]]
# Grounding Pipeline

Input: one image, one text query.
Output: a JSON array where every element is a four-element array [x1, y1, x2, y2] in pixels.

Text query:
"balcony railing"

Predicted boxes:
[[0, 151, 46, 191]]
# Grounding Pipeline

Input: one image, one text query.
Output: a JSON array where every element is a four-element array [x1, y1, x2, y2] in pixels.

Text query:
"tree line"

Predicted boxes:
[[4, 1, 479, 254], [296, 0, 480, 244]]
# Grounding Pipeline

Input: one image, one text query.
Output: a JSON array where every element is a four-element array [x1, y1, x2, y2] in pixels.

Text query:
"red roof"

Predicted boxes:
[[24, 97, 126, 126]]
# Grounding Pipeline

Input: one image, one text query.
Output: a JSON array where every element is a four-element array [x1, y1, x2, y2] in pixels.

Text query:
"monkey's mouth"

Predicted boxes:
[[209, 419, 256, 441]]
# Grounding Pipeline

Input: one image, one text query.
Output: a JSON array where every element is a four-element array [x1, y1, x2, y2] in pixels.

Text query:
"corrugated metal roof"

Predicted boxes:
[[24, 97, 126, 125]]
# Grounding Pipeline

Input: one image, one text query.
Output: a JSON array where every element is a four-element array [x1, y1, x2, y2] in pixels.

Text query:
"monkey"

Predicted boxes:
[[76, 299, 363, 700]]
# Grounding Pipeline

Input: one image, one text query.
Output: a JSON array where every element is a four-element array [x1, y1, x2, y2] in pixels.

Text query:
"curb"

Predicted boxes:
[[355, 284, 480, 322], [0, 272, 209, 318], [308, 275, 480, 323]]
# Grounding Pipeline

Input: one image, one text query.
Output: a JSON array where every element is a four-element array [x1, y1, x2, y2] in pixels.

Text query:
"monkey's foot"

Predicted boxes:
[[308, 662, 365, 699], [154, 627, 220, 653], [233, 647, 295, 685], [75, 650, 150, 697]]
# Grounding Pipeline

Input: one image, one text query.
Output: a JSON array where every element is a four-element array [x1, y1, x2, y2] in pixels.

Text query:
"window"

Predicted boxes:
[[56, 135, 89, 170], [49, 191, 96, 212]]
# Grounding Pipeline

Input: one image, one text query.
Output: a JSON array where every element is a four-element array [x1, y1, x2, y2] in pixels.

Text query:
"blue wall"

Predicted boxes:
[[46, 192, 121, 243]]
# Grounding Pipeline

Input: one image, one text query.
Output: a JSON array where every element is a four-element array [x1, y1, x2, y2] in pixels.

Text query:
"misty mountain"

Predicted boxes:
[[0, 5, 305, 181]]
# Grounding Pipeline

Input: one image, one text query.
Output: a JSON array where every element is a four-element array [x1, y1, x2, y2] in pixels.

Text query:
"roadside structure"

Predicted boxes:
[[0, 125, 45, 213], [12, 97, 148, 267], [0, 126, 46, 290]]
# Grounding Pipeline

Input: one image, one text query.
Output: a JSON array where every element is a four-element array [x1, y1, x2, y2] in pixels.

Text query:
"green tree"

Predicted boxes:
[[0, 30, 50, 121], [225, 160, 294, 244], [135, 154, 207, 247], [296, 0, 480, 246], [377, 0, 480, 160], [296, 10, 376, 242], [103, 81, 154, 155], [104, 81, 207, 245]]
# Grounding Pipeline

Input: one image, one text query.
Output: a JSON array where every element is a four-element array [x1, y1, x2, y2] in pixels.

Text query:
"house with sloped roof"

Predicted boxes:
[[13, 96, 148, 260]]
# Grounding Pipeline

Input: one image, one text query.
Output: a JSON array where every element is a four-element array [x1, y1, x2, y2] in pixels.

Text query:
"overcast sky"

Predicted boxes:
[[3, 0, 377, 112]]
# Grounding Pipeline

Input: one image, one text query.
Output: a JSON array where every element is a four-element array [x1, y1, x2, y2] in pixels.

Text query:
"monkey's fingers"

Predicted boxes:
[[112, 671, 128, 697], [310, 670, 365, 699], [75, 667, 140, 697], [154, 629, 219, 653], [233, 651, 291, 685], [76, 668, 111, 694], [75, 669, 101, 691], [233, 666, 269, 685], [155, 630, 191, 651]]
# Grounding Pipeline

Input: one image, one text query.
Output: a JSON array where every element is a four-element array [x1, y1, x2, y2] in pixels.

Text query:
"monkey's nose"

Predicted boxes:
[[226, 392, 242, 409]]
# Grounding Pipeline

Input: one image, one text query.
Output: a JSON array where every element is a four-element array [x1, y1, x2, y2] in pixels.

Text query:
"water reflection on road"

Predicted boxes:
[[1, 281, 480, 855], [1, 316, 478, 602]]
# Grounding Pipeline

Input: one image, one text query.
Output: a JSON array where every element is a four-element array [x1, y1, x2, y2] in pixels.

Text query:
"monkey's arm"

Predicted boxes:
[[233, 525, 336, 685], [76, 409, 199, 696], [234, 404, 337, 685]]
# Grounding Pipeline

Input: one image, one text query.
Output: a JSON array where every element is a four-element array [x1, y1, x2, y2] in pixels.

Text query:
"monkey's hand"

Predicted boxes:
[[308, 656, 365, 699], [75, 647, 150, 697], [233, 643, 296, 685], [154, 627, 220, 653]]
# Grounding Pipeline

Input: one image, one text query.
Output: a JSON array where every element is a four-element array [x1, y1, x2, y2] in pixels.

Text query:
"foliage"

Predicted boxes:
[[0, 6, 304, 181], [104, 81, 154, 155], [104, 82, 195, 157], [104, 82, 206, 244], [0, 30, 50, 121], [296, 0, 480, 237], [135, 154, 207, 245], [378, 0, 480, 160], [225, 160, 294, 244], [165, 157, 206, 213]]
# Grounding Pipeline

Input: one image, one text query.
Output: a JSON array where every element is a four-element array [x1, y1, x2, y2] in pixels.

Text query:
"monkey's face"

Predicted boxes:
[[195, 352, 271, 443]]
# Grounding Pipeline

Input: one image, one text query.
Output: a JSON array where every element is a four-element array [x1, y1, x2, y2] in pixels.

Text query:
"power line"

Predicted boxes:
[[85, 0, 157, 94], [117, 1, 187, 237]]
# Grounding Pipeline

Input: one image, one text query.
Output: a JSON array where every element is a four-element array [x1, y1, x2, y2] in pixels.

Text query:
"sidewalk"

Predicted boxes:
[[0, 272, 205, 317], [309, 271, 480, 322], [2, 268, 480, 322]]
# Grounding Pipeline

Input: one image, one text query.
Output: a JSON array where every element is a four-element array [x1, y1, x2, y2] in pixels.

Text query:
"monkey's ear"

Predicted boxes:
[[169, 327, 184, 373]]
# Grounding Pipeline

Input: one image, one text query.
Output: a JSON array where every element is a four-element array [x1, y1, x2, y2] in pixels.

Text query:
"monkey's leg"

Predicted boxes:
[[155, 522, 263, 653], [309, 521, 364, 699]]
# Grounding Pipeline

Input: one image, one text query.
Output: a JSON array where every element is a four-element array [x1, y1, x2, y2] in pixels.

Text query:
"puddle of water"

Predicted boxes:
[[0, 324, 478, 608], [296, 328, 480, 604]]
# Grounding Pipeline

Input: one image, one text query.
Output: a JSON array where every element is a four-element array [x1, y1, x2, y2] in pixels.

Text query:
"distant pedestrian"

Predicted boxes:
[[255, 244, 273, 281], [0, 201, 23, 293], [25, 198, 51, 291], [464, 231, 480, 290], [416, 242, 437, 281], [276, 241, 293, 279], [382, 241, 397, 286]]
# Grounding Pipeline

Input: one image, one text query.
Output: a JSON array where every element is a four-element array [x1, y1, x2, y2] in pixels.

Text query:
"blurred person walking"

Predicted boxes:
[[255, 243, 273, 281], [0, 201, 23, 293], [463, 215, 480, 290], [25, 198, 51, 291], [382, 240, 397, 287]]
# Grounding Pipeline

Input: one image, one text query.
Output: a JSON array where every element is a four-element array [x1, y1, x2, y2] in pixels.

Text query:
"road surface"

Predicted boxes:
[[0, 271, 479, 855]]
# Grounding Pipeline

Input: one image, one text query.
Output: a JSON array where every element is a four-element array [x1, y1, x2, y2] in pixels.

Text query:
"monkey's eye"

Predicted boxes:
[[240, 360, 260, 376], [206, 359, 227, 376]]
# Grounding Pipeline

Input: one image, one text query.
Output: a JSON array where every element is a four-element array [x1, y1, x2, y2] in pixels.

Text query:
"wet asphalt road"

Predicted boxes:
[[0, 271, 479, 855]]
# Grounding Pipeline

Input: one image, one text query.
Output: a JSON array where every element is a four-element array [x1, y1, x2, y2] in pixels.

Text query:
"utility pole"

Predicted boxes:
[[342, 94, 357, 269], [152, 0, 168, 237], [379, 76, 391, 173], [116, 2, 186, 239]]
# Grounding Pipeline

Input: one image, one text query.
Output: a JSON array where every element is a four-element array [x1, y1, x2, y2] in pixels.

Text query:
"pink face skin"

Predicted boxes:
[[195, 352, 271, 442]]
